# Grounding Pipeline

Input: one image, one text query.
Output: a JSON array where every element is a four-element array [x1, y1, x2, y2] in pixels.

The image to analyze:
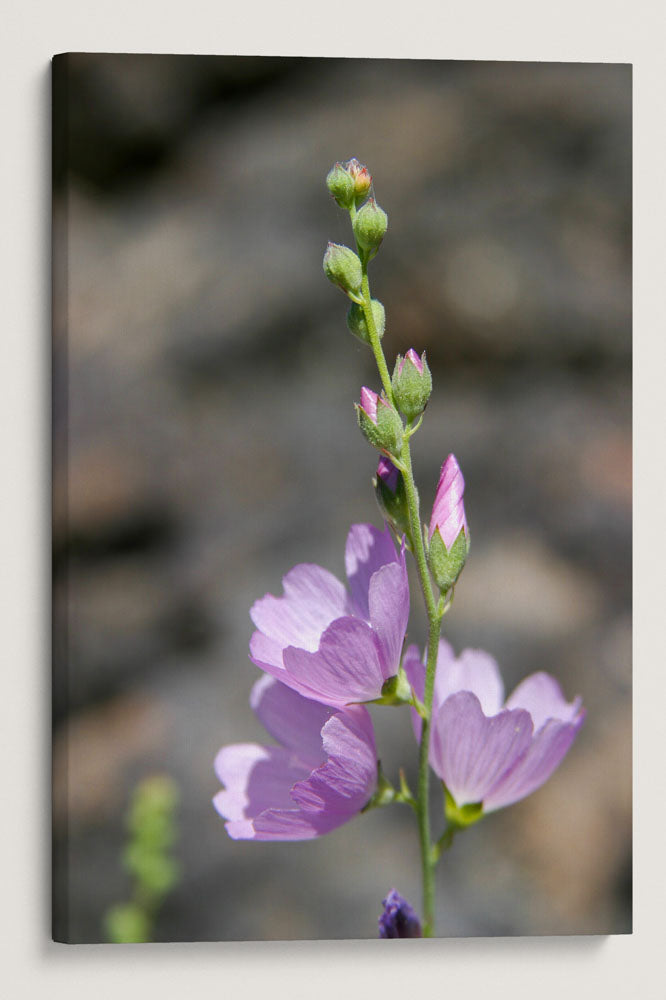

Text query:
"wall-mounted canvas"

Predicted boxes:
[[52, 54, 632, 943]]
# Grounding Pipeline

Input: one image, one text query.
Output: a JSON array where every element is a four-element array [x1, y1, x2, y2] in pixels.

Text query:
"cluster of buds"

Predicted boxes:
[[326, 157, 372, 210], [323, 158, 467, 594], [323, 158, 388, 304]]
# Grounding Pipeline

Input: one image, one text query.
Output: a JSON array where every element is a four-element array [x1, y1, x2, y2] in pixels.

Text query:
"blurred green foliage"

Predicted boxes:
[[104, 775, 180, 944]]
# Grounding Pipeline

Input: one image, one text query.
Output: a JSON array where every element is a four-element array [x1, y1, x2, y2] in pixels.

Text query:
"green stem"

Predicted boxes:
[[401, 441, 442, 936], [360, 270, 394, 402], [348, 205, 394, 404], [358, 291, 442, 936], [352, 212, 445, 936]]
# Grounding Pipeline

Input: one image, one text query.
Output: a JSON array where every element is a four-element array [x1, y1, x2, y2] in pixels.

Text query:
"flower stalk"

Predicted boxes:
[[353, 222, 443, 935], [213, 157, 586, 943]]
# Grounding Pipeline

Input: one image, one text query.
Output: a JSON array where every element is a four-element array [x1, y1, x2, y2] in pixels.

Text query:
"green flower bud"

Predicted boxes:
[[346, 299, 385, 345], [353, 198, 388, 254], [323, 242, 363, 297], [391, 349, 432, 421], [356, 387, 403, 457], [326, 162, 355, 209]]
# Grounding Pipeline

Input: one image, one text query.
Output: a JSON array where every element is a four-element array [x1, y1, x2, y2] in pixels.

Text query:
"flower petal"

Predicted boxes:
[[367, 553, 410, 678], [291, 706, 377, 816], [234, 808, 336, 841], [483, 713, 586, 811], [250, 563, 350, 653], [505, 671, 583, 731], [281, 617, 386, 706], [435, 647, 505, 716], [432, 692, 533, 806], [404, 640, 503, 741], [345, 523, 400, 620], [213, 743, 310, 821], [249, 674, 332, 768]]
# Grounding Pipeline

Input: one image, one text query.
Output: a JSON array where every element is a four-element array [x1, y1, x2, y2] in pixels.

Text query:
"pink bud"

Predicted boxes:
[[429, 454, 468, 549], [396, 348, 425, 377], [359, 386, 379, 424]]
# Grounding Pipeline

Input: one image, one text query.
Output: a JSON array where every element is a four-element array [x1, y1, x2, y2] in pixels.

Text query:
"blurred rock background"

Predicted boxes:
[[52, 55, 631, 942]]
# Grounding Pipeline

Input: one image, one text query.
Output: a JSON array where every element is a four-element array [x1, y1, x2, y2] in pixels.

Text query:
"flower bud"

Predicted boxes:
[[391, 349, 432, 422], [326, 162, 355, 209], [353, 198, 388, 255], [374, 456, 411, 540], [427, 454, 470, 592], [345, 157, 372, 203], [323, 242, 363, 297], [356, 387, 403, 457], [378, 889, 422, 938], [346, 299, 385, 345]]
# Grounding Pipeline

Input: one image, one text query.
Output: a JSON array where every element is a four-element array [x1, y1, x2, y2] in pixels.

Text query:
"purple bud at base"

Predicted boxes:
[[378, 889, 422, 938]]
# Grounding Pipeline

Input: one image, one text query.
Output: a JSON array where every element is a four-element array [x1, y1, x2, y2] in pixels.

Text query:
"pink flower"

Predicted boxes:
[[404, 640, 585, 813], [249, 523, 409, 707], [214, 675, 377, 840]]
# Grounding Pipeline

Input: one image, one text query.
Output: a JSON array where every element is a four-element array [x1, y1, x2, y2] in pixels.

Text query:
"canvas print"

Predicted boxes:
[[52, 54, 632, 942]]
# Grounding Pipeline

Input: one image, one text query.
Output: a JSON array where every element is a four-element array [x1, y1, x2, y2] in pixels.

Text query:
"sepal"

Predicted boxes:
[[427, 525, 470, 592]]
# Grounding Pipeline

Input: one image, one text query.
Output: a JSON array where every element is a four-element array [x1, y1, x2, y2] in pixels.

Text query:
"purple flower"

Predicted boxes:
[[429, 453, 468, 550], [404, 640, 585, 813], [250, 523, 409, 707], [378, 889, 422, 938], [214, 674, 377, 840]]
